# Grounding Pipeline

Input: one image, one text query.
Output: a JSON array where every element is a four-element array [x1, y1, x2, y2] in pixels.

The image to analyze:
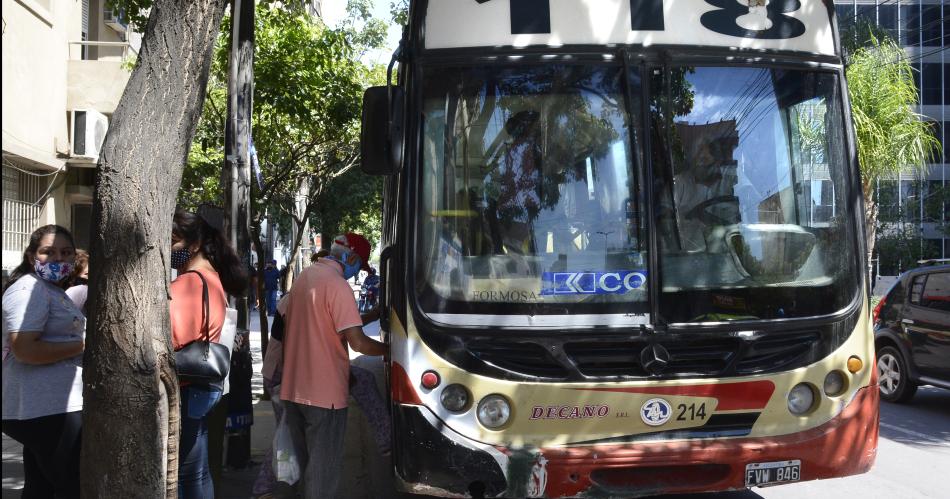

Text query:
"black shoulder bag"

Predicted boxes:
[[174, 270, 231, 384]]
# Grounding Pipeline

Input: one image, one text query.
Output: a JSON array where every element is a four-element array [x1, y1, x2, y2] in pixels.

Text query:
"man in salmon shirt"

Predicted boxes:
[[279, 233, 388, 498]]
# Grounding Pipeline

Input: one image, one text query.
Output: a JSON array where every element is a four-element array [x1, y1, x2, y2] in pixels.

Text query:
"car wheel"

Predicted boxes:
[[877, 345, 918, 403]]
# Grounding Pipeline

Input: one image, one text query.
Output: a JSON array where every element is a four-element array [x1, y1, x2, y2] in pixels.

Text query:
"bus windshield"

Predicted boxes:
[[651, 66, 858, 323], [415, 63, 859, 325], [416, 64, 649, 322]]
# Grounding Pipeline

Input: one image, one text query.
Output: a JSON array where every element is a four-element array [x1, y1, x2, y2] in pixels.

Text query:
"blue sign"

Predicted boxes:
[[540, 270, 648, 296]]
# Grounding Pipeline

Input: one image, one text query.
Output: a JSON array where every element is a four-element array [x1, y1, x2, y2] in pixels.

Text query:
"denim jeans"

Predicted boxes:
[[266, 290, 279, 315], [179, 384, 222, 499]]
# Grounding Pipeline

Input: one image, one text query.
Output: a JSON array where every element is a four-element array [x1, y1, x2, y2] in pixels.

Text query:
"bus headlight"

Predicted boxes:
[[477, 394, 511, 429], [440, 384, 469, 412], [788, 383, 816, 415], [823, 371, 846, 396]]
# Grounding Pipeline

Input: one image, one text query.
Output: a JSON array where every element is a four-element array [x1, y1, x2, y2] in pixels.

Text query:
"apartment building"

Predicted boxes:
[[834, 0, 948, 275], [2, 0, 139, 273]]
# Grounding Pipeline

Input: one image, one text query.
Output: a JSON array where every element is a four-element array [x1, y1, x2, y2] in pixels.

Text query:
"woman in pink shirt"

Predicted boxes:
[[170, 210, 247, 499]]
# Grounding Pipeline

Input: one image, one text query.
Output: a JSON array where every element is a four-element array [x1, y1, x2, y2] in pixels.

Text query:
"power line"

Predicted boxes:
[[1, 157, 65, 177]]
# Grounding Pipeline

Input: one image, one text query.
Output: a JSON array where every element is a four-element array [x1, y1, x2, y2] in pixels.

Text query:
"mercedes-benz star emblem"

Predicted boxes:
[[640, 343, 670, 375]]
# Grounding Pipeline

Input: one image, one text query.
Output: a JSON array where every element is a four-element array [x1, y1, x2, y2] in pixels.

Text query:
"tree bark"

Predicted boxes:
[[82, 1, 227, 497], [863, 179, 878, 286]]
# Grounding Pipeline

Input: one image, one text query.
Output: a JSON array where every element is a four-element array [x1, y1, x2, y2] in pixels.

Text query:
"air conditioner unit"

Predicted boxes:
[[70, 109, 109, 162], [103, 8, 127, 33]]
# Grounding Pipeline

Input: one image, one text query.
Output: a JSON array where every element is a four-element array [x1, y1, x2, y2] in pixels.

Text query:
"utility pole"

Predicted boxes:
[[219, 0, 255, 472]]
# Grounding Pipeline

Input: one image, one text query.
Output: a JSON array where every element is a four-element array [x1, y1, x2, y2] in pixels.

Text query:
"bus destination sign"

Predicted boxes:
[[425, 0, 836, 56]]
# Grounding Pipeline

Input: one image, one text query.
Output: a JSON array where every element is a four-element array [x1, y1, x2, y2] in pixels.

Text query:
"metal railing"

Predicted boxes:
[[2, 199, 42, 252], [68, 41, 138, 62]]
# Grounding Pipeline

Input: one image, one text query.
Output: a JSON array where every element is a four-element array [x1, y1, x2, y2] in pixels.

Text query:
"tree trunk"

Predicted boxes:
[[863, 179, 878, 287], [82, 1, 227, 497]]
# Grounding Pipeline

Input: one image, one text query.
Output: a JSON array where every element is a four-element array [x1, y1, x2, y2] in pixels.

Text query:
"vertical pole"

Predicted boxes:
[[222, 0, 255, 472]]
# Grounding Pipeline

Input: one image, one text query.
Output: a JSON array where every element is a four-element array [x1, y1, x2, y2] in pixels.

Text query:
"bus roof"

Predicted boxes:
[[424, 0, 837, 57]]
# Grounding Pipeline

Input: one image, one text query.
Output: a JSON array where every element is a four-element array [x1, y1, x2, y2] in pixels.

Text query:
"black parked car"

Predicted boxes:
[[874, 261, 950, 402]]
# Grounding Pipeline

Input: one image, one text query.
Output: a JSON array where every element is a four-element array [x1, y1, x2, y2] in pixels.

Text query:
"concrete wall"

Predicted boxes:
[[67, 60, 129, 112], [1, 0, 83, 169]]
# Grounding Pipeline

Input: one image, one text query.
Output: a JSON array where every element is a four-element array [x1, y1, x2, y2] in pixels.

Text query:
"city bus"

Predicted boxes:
[[360, 1, 878, 497]]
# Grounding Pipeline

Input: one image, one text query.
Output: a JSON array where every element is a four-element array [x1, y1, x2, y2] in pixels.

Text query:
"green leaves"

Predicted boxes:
[[846, 33, 940, 187], [181, 1, 389, 249], [843, 26, 941, 269]]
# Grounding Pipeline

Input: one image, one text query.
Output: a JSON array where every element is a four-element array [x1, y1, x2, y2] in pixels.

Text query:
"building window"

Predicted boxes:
[[924, 180, 946, 224], [921, 63, 942, 105], [944, 64, 950, 104], [929, 121, 943, 164], [912, 62, 922, 102], [920, 4, 943, 48], [901, 4, 920, 47], [835, 5, 854, 29], [900, 179, 920, 224], [943, 121, 949, 164], [71, 204, 93, 251], [856, 4, 875, 27], [1, 162, 49, 254], [878, 4, 898, 40], [878, 179, 900, 223]]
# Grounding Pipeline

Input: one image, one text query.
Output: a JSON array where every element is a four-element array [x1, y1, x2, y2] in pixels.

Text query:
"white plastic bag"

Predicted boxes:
[[220, 307, 238, 395], [271, 394, 299, 484]]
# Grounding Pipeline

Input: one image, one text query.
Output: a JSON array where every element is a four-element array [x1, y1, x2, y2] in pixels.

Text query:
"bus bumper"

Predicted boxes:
[[393, 385, 878, 498]]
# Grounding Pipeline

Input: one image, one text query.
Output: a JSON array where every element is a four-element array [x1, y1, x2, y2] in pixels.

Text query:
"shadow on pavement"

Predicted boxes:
[[879, 386, 950, 448]]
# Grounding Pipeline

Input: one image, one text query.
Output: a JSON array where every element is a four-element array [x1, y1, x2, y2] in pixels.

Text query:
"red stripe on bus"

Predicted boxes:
[[573, 380, 775, 411], [391, 361, 423, 405], [510, 386, 879, 498]]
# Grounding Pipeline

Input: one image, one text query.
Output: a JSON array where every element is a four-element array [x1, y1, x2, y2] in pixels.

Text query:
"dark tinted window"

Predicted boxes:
[[901, 180, 920, 223], [934, 121, 945, 164], [901, 5, 920, 47], [882, 278, 906, 322], [911, 62, 922, 102], [877, 179, 900, 222], [920, 272, 949, 312], [924, 181, 946, 223], [835, 5, 853, 28], [921, 5, 943, 47], [856, 5, 875, 27], [944, 121, 950, 163], [921, 63, 941, 105], [944, 65, 950, 104], [878, 5, 897, 39]]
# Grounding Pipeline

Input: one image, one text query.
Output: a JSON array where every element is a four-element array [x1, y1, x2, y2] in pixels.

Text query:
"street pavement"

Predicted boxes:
[[3, 316, 948, 498], [642, 386, 950, 499]]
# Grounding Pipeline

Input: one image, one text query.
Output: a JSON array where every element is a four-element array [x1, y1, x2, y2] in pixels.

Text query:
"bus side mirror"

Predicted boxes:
[[360, 86, 404, 176]]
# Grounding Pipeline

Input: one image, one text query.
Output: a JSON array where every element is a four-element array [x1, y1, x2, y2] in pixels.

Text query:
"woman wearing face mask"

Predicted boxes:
[[66, 249, 90, 316], [170, 210, 247, 499], [1, 225, 85, 498]]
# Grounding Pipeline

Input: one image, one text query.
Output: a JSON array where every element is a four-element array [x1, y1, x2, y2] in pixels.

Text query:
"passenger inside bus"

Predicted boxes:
[[666, 124, 741, 252]]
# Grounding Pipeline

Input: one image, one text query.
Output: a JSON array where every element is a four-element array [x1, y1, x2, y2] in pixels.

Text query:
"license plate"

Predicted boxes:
[[745, 460, 801, 487]]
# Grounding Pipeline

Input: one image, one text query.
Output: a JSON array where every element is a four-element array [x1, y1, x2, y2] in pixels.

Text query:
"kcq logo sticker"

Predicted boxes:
[[640, 398, 673, 426]]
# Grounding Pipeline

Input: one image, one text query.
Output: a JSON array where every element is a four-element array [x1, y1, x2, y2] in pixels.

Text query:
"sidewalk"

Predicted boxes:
[[2, 311, 393, 499]]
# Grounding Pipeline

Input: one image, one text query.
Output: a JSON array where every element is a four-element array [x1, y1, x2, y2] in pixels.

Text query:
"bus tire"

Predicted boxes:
[[877, 345, 917, 403]]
